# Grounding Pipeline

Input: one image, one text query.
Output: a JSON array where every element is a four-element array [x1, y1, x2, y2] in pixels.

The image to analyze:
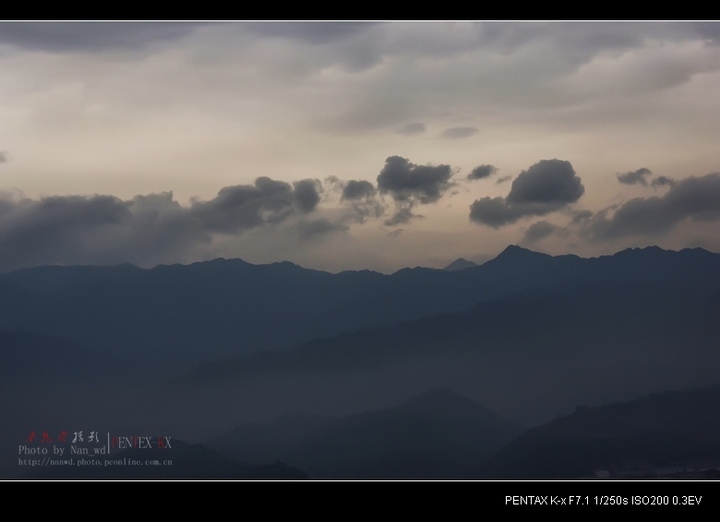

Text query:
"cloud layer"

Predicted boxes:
[[441, 127, 478, 139], [0, 177, 324, 272], [587, 172, 720, 239], [0, 22, 205, 53], [0, 158, 718, 273], [1, 21, 720, 270]]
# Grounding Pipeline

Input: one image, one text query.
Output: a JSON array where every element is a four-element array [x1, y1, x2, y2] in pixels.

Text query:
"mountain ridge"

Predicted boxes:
[[3, 244, 717, 276], [2, 244, 719, 369]]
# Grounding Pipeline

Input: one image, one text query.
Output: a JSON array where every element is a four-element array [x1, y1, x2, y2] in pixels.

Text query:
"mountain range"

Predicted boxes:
[[3, 244, 720, 478]]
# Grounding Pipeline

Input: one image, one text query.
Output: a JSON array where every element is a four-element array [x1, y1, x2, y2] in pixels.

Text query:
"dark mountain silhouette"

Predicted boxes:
[[443, 258, 477, 271], [155, 278, 720, 437], [0, 329, 166, 478], [1, 245, 718, 370], [4, 245, 720, 478], [212, 388, 521, 478], [1, 330, 94, 382], [209, 413, 338, 466], [476, 386, 720, 478]]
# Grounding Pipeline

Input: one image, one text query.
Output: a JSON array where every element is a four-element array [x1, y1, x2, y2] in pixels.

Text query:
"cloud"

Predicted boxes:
[[243, 22, 375, 45], [376, 155, 455, 226], [0, 177, 328, 272], [326, 178, 385, 224], [295, 218, 347, 239], [0, 194, 135, 271], [341, 180, 375, 201], [396, 122, 426, 136], [570, 209, 594, 225], [475, 22, 647, 59], [496, 176, 512, 184], [651, 176, 676, 188], [469, 197, 524, 228], [0, 22, 204, 53], [293, 179, 322, 213], [523, 221, 558, 243], [694, 22, 720, 45], [467, 164, 498, 181], [346, 198, 386, 224], [507, 159, 584, 205], [324, 176, 344, 192], [383, 207, 418, 227], [586, 172, 720, 239], [470, 159, 585, 228], [441, 127, 479, 139], [617, 168, 653, 187], [0, 152, 6, 164], [377, 156, 454, 204], [190, 177, 313, 233]]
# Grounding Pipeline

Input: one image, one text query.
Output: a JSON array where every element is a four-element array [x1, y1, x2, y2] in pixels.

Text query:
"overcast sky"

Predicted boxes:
[[1, 21, 719, 273]]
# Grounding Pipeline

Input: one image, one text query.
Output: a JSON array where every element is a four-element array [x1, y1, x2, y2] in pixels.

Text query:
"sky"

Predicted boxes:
[[0, 21, 719, 273]]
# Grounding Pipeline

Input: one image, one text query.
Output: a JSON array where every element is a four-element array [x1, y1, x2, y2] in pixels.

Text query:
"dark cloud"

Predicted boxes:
[[470, 159, 584, 228], [651, 176, 676, 188], [617, 168, 653, 187], [341, 180, 375, 201], [191, 178, 295, 232], [0, 22, 204, 53], [496, 175, 512, 184], [587, 172, 720, 239], [347, 200, 386, 225], [0, 195, 133, 270], [469, 197, 527, 228], [383, 207, 418, 227], [507, 159, 584, 205], [694, 22, 720, 44], [377, 156, 454, 204], [396, 122, 426, 136], [0, 177, 327, 272], [293, 179, 322, 213], [467, 164, 498, 181], [441, 127, 479, 139], [475, 22, 670, 68], [523, 221, 558, 243], [376, 156, 455, 226], [243, 22, 375, 45], [326, 178, 385, 224]]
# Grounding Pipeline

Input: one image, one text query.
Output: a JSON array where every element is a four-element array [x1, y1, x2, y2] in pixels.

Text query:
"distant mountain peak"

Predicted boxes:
[[500, 244, 530, 255], [492, 245, 551, 262], [444, 258, 478, 271], [615, 245, 667, 256]]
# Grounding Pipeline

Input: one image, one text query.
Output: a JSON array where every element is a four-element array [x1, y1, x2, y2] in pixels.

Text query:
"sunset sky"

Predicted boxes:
[[1, 21, 719, 273]]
